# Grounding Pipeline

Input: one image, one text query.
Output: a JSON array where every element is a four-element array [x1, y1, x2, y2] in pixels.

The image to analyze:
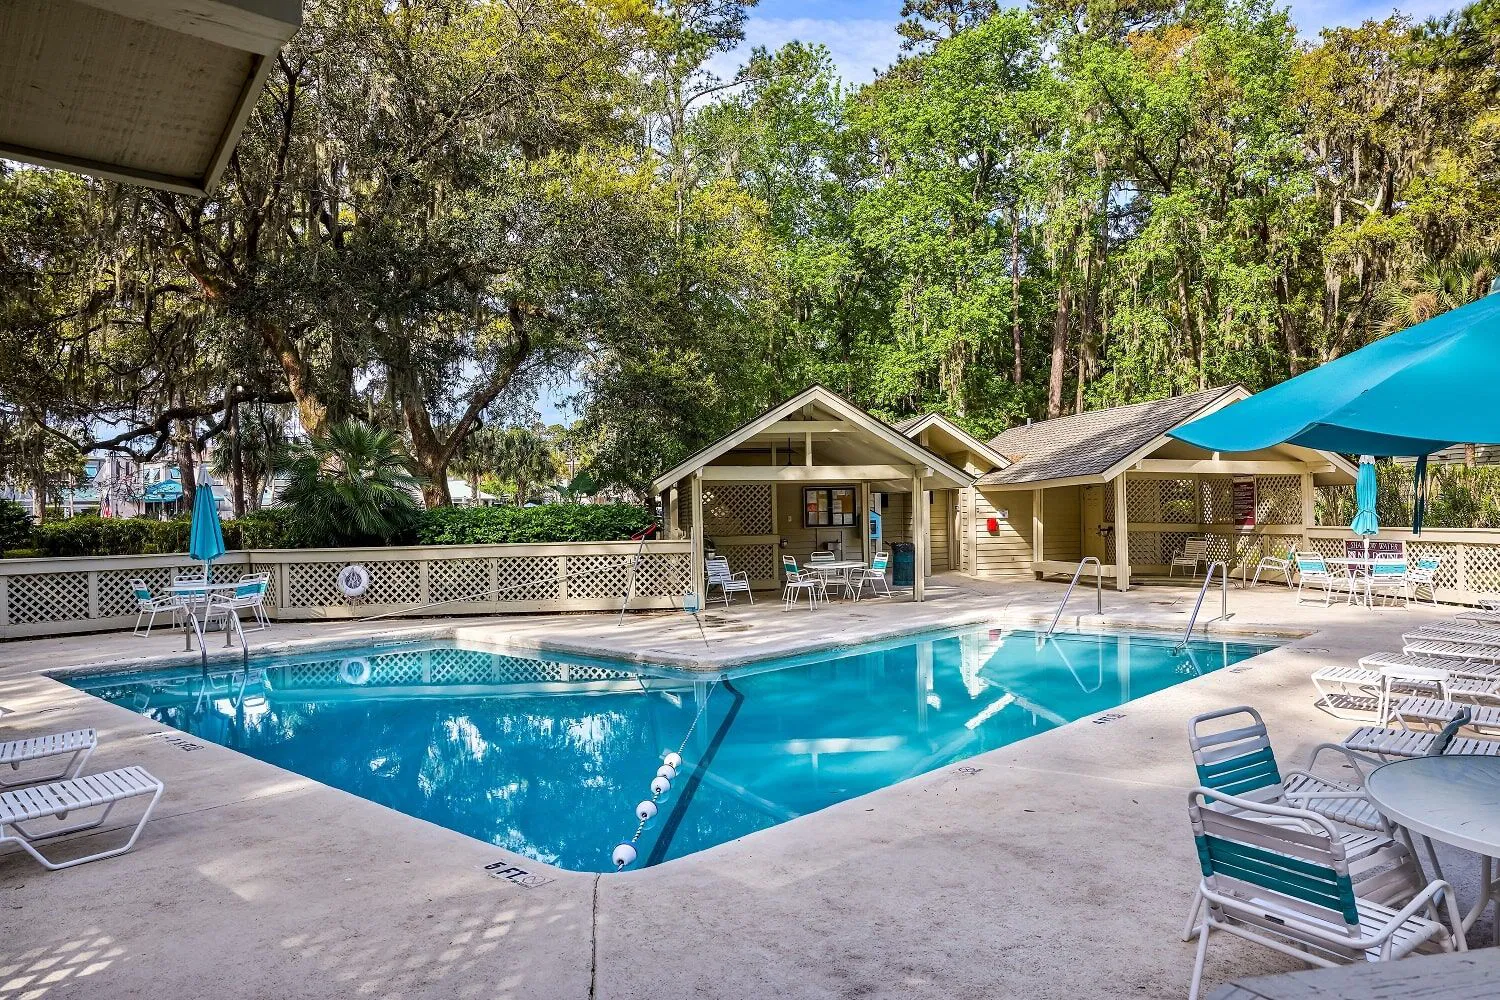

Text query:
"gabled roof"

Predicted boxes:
[[978, 386, 1244, 487], [896, 413, 1009, 471], [651, 386, 974, 494]]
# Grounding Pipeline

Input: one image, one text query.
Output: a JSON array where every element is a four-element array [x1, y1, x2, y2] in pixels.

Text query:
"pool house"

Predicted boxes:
[[655, 385, 1358, 600]]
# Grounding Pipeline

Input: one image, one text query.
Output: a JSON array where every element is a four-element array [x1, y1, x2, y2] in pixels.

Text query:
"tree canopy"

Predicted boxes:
[[3, 0, 1499, 502]]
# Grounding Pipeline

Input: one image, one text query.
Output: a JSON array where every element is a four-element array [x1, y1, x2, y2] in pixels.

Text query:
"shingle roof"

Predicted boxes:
[[977, 386, 1241, 486]]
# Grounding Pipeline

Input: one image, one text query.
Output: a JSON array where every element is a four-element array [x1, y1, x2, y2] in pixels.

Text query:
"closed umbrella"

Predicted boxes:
[[188, 464, 225, 582], [1171, 288, 1500, 531], [1350, 456, 1379, 537]]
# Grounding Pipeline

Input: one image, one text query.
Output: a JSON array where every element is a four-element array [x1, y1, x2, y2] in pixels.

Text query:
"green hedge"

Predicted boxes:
[[416, 504, 652, 545], [25, 504, 651, 557]]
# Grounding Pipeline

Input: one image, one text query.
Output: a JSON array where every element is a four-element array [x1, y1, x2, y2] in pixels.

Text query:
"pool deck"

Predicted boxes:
[[0, 574, 1492, 999]]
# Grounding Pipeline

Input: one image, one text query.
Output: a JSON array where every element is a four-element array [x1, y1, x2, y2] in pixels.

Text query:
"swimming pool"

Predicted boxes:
[[66, 627, 1277, 872]]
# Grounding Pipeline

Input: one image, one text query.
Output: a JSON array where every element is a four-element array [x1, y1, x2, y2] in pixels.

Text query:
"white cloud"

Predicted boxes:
[[709, 16, 904, 86]]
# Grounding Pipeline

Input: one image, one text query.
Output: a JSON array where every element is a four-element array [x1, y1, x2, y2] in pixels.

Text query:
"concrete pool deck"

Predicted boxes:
[[0, 575, 1492, 999]]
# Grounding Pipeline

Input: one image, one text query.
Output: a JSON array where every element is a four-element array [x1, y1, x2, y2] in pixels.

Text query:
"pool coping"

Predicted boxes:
[[37, 605, 1313, 681]]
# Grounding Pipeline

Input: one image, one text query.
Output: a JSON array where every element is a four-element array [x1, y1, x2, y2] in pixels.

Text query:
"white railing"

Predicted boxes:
[[1303, 526, 1500, 606], [0, 540, 693, 638]]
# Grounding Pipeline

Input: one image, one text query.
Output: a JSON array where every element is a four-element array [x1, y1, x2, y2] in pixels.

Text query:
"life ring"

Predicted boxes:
[[337, 564, 371, 599], [340, 657, 372, 685]]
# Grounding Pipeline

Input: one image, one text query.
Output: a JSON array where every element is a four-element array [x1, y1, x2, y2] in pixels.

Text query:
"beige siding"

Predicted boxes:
[[929, 489, 953, 571], [971, 489, 1034, 579], [775, 483, 864, 563], [1042, 487, 1083, 562]]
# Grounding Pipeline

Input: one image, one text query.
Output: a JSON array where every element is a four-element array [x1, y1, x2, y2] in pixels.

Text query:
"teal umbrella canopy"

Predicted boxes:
[[188, 465, 225, 577], [1350, 456, 1379, 536], [1170, 291, 1500, 456]]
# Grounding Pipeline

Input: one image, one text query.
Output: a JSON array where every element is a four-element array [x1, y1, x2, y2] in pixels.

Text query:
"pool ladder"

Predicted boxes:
[[1174, 561, 1232, 652], [1043, 557, 1103, 638]]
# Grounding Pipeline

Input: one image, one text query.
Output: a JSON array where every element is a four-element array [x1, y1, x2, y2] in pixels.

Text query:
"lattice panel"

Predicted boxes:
[[1406, 541, 1459, 590], [1256, 476, 1301, 525], [1129, 530, 1163, 564], [1463, 545, 1500, 594], [1308, 537, 1345, 561], [286, 562, 347, 607], [495, 557, 561, 602], [1158, 479, 1198, 524], [279, 658, 348, 688], [369, 650, 425, 685], [1102, 482, 1115, 524], [7, 572, 88, 625], [98, 566, 174, 618], [629, 552, 688, 597], [714, 543, 776, 582], [1125, 479, 1160, 523], [565, 554, 631, 600], [429, 558, 488, 605], [1202, 480, 1232, 524], [702, 484, 773, 536], [248, 561, 281, 607], [358, 561, 420, 604]]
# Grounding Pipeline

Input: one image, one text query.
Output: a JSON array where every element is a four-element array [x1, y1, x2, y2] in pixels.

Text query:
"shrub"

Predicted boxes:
[[231, 509, 294, 550], [1318, 463, 1500, 529], [0, 499, 33, 551], [33, 515, 190, 556], [416, 503, 652, 545]]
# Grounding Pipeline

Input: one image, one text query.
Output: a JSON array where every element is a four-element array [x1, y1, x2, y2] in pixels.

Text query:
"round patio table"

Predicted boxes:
[[1366, 754, 1500, 938]]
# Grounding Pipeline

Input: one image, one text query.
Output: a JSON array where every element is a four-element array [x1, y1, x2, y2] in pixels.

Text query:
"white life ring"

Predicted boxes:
[[340, 657, 372, 685], [337, 564, 371, 599]]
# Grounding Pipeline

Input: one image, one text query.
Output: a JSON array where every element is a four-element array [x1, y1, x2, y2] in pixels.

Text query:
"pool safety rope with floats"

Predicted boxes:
[[612, 680, 720, 870]]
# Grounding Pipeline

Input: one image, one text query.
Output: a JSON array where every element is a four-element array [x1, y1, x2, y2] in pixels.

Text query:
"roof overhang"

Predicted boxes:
[[651, 386, 975, 495], [0, 0, 301, 195]]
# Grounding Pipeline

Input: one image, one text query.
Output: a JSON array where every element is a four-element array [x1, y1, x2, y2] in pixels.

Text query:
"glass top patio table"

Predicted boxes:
[[1366, 755, 1500, 936]]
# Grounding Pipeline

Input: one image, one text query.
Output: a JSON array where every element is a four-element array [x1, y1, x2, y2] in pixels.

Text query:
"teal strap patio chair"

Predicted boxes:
[[1368, 555, 1409, 607], [1185, 788, 1463, 1000], [129, 578, 180, 636]]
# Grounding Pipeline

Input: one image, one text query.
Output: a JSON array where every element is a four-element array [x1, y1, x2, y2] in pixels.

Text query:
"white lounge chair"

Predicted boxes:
[[0, 766, 163, 869], [1404, 622, 1500, 646], [1341, 709, 1500, 760], [1361, 650, 1500, 682], [705, 556, 753, 606], [1170, 537, 1211, 578], [1391, 696, 1500, 733], [848, 551, 892, 601], [130, 579, 180, 636], [0, 728, 96, 789], [1185, 788, 1464, 1000]]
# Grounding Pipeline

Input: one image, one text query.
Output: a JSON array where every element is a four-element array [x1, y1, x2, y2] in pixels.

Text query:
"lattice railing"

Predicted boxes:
[[1304, 528, 1500, 602], [268, 644, 636, 691], [0, 540, 692, 637]]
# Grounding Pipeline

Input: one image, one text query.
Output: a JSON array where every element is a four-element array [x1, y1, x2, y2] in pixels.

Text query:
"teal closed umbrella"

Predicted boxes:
[[1350, 456, 1379, 537], [188, 465, 225, 582]]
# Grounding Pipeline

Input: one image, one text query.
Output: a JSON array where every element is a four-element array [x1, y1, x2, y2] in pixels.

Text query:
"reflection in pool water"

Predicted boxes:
[[68, 628, 1276, 872]]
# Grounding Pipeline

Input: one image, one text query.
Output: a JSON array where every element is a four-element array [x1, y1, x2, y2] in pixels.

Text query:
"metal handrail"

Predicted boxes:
[[1044, 557, 1103, 638], [1176, 561, 1233, 651]]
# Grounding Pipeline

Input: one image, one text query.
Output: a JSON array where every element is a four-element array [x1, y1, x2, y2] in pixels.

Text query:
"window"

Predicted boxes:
[[803, 487, 857, 528]]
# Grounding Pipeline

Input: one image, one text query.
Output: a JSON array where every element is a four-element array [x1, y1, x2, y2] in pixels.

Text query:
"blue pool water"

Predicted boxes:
[[67, 627, 1276, 872]]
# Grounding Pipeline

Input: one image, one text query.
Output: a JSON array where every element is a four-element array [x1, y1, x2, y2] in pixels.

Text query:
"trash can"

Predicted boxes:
[[891, 542, 916, 587]]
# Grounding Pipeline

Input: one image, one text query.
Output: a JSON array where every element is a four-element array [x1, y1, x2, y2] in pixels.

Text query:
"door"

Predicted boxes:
[[1082, 485, 1106, 562]]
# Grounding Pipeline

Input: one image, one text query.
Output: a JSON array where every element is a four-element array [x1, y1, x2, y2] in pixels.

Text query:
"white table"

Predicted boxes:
[[168, 582, 241, 649], [803, 560, 866, 600], [1365, 754, 1500, 938], [1322, 556, 1403, 606]]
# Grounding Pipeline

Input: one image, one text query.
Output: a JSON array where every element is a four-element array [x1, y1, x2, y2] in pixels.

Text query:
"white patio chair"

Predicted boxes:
[[1170, 537, 1211, 578], [780, 555, 822, 610], [1249, 547, 1295, 589], [130, 578, 180, 636], [1406, 558, 1441, 606], [0, 765, 164, 870], [204, 576, 270, 634], [1367, 555, 1409, 607], [1294, 554, 1347, 606], [705, 556, 753, 606], [807, 550, 836, 564], [0, 728, 96, 789], [1185, 788, 1464, 1000], [848, 551, 892, 601]]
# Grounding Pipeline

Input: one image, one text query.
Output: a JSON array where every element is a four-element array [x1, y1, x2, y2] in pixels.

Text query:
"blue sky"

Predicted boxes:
[[538, 0, 1461, 423]]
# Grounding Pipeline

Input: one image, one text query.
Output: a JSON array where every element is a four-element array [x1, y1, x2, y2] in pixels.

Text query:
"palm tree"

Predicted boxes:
[[497, 428, 560, 507], [451, 426, 506, 505], [274, 419, 425, 546]]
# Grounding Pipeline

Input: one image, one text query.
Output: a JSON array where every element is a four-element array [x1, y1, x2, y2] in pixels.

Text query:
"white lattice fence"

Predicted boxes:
[[702, 484, 773, 535], [713, 543, 778, 584], [1303, 528, 1500, 604], [0, 541, 692, 636], [1256, 475, 1301, 524]]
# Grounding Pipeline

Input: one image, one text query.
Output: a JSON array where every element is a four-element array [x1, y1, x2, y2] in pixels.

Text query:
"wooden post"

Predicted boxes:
[[667, 484, 681, 539], [1300, 470, 1315, 552], [912, 469, 927, 601], [1032, 488, 1044, 576], [1114, 472, 1131, 592], [859, 481, 871, 565], [690, 472, 705, 602]]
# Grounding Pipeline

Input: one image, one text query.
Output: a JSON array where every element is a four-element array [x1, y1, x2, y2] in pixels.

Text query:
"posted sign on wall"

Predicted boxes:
[[1232, 476, 1257, 528]]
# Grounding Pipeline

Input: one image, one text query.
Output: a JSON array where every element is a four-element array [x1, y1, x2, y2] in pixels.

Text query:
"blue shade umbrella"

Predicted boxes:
[[1170, 289, 1500, 531], [188, 465, 225, 582], [1351, 456, 1379, 536]]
